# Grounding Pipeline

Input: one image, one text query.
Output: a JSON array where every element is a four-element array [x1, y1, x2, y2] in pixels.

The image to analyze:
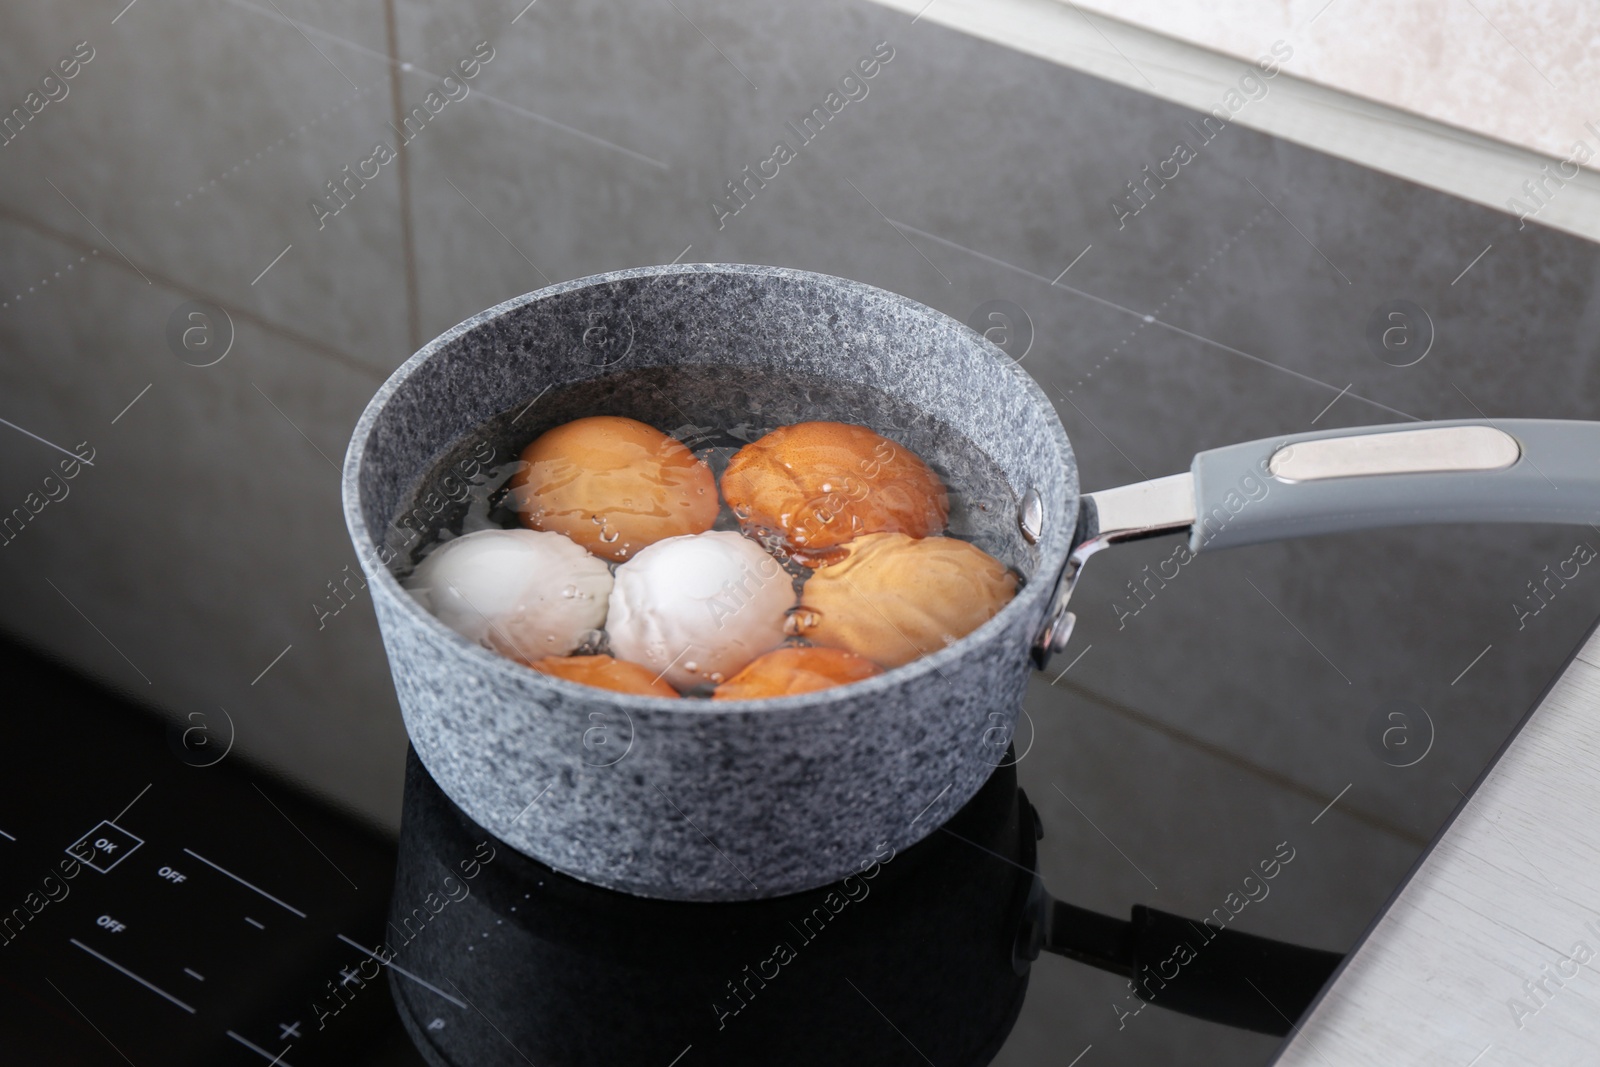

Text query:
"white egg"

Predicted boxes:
[[406, 529, 611, 659], [607, 531, 794, 691]]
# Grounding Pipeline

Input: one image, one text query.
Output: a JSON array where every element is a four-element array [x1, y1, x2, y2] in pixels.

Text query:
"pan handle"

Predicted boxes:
[[1187, 418, 1600, 552], [1034, 419, 1600, 668]]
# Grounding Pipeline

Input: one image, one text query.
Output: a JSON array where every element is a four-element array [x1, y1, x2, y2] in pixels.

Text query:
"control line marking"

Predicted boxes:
[[666, 1045, 693, 1067], [227, 1030, 297, 1066], [510, 0, 538, 22], [110, 384, 152, 425], [1050, 643, 1092, 686], [111, 0, 140, 23], [512, 384, 553, 424], [1244, 576, 1351, 684], [252, 783, 359, 889], [1051, 244, 1092, 284], [1452, 644, 1493, 686], [112, 783, 151, 824], [1067, 1045, 1093, 1067], [445, 976, 538, 1065], [938, 825, 1036, 878], [1451, 243, 1493, 286], [184, 968, 205, 981], [45, 177, 151, 284], [911, 783, 952, 826], [441, 176, 550, 285], [0, 828, 14, 842], [654, 784, 760, 892], [1245, 976, 1333, 1063], [885, 217, 1418, 423], [0, 416, 95, 465], [70, 939, 197, 1013], [45, 578, 150, 684], [251, 243, 293, 286], [44, 978, 136, 1066], [183, 847, 308, 917], [245, 916, 265, 929], [336, 934, 467, 1008], [250, 644, 293, 685], [1312, 783, 1352, 825], [1310, 383, 1351, 425], [1243, 176, 1352, 284], [1053, 783, 1159, 890], [845, 977, 935, 1066], [511, 782, 554, 826]]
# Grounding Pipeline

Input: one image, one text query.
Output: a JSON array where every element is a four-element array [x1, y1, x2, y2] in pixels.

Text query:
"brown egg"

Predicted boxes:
[[720, 421, 948, 564], [527, 654, 680, 698], [509, 415, 718, 563], [712, 646, 883, 701], [795, 533, 1017, 668]]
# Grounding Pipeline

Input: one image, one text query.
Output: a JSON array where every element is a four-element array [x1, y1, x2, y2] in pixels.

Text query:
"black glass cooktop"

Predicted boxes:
[[4, 2, 1600, 1065]]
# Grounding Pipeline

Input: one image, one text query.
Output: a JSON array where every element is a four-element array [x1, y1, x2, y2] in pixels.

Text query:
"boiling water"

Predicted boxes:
[[386, 365, 1033, 687]]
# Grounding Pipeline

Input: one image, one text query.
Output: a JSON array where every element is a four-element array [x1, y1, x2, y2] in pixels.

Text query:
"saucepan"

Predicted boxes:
[[386, 747, 1339, 1066], [342, 263, 1600, 902]]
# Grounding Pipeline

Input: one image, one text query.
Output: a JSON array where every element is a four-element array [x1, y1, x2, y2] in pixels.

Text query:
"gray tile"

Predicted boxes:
[[1016, 674, 1418, 951], [0, 0, 411, 374], [0, 215, 405, 828], [973, 674, 1421, 1064], [394, 0, 998, 339]]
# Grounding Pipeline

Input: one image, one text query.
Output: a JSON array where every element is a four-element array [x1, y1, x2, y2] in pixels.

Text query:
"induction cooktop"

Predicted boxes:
[[4, 3, 1600, 1065]]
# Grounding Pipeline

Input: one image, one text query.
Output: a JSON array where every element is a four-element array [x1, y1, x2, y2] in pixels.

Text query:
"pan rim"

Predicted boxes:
[[342, 262, 1078, 714]]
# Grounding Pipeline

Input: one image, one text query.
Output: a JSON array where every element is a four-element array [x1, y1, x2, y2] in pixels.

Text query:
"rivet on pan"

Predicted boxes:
[[1018, 487, 1044, 544]]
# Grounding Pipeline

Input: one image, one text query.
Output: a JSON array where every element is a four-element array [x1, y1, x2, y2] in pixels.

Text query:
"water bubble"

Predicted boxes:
[[561, 585, 578, 598], [784, 609, 821, 636], [683, 661, 698, 672], [598, 528, 620, 543], [709, 672, 724, 684]]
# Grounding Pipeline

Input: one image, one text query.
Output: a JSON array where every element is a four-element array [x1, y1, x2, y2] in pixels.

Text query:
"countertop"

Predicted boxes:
[[866, 0, 1600, 1060]]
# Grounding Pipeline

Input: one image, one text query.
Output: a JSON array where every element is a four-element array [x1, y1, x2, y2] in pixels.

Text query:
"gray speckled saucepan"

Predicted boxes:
[[343, 263, 1600, 902]]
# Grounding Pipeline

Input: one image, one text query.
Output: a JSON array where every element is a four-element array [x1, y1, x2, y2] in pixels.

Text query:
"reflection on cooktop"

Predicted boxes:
[[391, 750, 1339, 1066]]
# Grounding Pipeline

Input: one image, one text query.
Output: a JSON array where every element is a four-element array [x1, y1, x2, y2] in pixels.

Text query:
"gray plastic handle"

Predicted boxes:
[[1190, 419, 1600, 552]]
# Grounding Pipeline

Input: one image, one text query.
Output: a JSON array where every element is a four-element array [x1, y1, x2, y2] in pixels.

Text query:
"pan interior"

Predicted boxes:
[[387, 363, 1037, 582]]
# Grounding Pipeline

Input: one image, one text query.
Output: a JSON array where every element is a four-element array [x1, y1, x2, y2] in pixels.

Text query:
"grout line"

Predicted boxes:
[[1049, 674, 1428, 845], [384, 0, 422, 353], [0, 202, 382, 381]]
